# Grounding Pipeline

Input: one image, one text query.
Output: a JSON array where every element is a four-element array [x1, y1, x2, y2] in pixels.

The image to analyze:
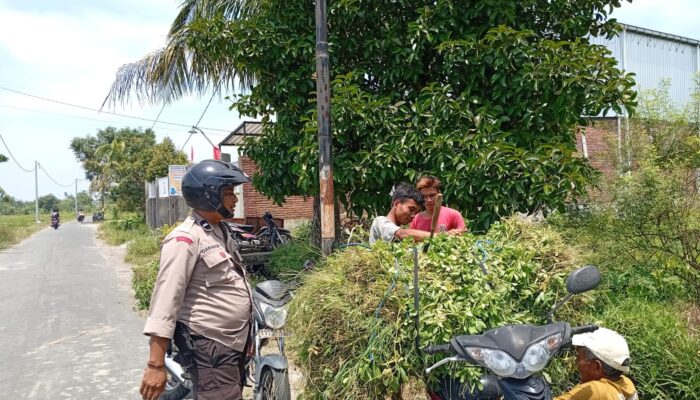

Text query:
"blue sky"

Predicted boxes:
[[0, 0, 698, 202]]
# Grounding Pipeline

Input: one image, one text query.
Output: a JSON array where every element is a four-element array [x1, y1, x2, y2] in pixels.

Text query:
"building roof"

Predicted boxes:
[[218, 121, 263, 147]]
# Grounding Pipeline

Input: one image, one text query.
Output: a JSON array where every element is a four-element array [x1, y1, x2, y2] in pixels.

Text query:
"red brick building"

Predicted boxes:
[[218, 122, 314, 229]]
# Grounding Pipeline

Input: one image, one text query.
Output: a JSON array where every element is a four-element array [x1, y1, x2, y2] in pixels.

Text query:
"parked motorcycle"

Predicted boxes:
[[77, 211, 85, 223], [92, 211, 104, 222], [256, 212, 292, 251], [161, 279, 293, 400], [422, 265, 601, 400]]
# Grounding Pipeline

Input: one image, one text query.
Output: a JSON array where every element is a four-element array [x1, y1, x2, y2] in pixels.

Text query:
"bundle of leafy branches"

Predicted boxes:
[[288, 217, 587, 399]]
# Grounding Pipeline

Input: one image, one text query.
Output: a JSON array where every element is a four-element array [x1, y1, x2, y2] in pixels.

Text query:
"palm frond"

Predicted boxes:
[[103, 0, 260, 108]]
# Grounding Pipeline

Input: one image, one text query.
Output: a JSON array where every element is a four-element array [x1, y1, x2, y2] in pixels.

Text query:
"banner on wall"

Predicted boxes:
[[168, 165, 187, 197]]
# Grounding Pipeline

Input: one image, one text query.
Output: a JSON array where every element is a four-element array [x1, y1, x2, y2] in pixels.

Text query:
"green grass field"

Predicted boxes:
[[0, 214, 50, 250]]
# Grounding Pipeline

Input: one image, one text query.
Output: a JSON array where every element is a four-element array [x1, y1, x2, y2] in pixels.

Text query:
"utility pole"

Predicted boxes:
[[34, 160, 39, 223], [75, 179, 78, 215], [315, 0, 336, 255]]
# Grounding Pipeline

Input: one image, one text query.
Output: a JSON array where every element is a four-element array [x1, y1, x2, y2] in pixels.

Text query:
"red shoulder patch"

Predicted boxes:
[[175, 236, 193, 245]]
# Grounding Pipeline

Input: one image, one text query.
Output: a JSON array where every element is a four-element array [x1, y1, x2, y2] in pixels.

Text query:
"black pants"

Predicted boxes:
[[174, 325, 245, 400]]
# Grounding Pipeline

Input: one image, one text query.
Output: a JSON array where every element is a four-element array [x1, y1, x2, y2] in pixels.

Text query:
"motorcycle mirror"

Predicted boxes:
[[547, 265, 601, 323], [566, 265, 601, 294]]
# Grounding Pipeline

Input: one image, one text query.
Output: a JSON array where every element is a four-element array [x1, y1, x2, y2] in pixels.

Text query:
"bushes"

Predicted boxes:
[[287, 218, 587, 399], [584, 296, 700, 399], [266, 241, 321, 282]]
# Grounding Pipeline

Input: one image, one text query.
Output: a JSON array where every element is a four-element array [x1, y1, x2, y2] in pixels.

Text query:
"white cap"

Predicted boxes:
[[572, 327, 631, 373]]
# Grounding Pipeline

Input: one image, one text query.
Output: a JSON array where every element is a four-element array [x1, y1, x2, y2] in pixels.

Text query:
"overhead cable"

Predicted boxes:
[[0, 85, 232, 133], [0, 132, 35, 172], [38, 162, 73, 188]]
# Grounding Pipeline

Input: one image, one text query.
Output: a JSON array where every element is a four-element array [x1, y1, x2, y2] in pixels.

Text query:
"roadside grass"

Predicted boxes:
[[0, 214, 50, 249], [99, 215, 170, 310]]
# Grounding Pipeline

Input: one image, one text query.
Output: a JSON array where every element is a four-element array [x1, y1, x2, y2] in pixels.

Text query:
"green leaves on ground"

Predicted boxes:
[[288, 217, 585, 399]]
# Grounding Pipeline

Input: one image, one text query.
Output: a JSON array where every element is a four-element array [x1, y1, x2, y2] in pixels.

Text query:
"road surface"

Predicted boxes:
[[0, 221, 147, 399]]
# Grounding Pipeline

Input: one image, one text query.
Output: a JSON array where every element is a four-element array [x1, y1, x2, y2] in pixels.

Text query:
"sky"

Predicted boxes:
[[0, 0, 699, 202]]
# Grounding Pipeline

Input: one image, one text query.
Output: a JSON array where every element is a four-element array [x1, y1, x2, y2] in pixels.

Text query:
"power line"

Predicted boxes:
[[37, 162, 73, 188], [0, 85, 233, 133], [150, 103, 167, 130], [0, 104, 190, 134], [0, 132, 35, 172]]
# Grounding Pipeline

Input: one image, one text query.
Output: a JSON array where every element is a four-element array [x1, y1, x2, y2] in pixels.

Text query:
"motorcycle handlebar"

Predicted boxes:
[[571, 324, 599, 335], [423, 344, 452, 355]]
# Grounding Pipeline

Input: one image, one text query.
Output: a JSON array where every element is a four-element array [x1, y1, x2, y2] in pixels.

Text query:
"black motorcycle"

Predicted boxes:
[[92, 211, 104, 222], [256, 212, 292, 251], [422, 265, 601, 400], [51, 216, 60, 230]]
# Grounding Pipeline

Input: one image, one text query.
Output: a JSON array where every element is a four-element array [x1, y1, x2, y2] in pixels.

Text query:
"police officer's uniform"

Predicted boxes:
[[144, 210, 252, 399]]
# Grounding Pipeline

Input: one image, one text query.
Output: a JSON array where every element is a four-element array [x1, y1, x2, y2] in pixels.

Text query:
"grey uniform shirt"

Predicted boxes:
[[143, 211, 252, 352], [369, 216, 401, 244]]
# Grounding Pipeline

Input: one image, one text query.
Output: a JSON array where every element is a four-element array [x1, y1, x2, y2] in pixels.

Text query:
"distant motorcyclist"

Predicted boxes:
[[51, 208, 60, 229], [555, 328, 638, 400], [77, 209, 85, 223]]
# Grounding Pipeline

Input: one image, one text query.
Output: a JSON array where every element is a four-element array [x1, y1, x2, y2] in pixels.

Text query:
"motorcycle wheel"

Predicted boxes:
[[159, 374, 192, 400], [272, 234, 291, 249], [259, 367, 290, 400]]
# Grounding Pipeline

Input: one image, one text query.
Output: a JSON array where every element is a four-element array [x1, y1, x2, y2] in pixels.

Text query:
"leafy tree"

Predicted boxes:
[[0, 154, 7, 163], [145, 137, 189, 181], [37, 194, 60, 212], [71, 128, 187, 213], [106, 0, 636, 231]]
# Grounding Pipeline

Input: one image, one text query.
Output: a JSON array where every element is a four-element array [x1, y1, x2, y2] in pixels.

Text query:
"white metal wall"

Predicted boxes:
[[589, 24, 700, 108]]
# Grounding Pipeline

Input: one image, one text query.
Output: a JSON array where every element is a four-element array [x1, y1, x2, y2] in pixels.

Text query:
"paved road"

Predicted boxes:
[[0, 221, 147, 399]]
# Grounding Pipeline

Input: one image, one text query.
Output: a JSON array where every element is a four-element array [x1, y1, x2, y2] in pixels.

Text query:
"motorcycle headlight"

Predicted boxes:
[[467, 347, 517, 377], [259, 302, 288, 329], [466, 333, 562, 378], [522, 333, 562, 372]]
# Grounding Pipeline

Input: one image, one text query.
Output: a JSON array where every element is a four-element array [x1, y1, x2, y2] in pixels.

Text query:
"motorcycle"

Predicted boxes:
[[92, 211, 104, 222], [422, 265, 601, 400], [51, 215, 60, 230], [161, 279, 293, 400], [77, 213, 85, 223], [256, 212, 292, 251]]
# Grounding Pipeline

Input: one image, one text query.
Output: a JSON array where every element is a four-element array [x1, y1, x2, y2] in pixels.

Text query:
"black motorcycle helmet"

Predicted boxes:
[[182, 159, 250, 218]]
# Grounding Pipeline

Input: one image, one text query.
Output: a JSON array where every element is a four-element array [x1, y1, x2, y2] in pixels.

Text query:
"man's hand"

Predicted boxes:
[[141, 335, 170, 400], [140, 365, 167, 400]]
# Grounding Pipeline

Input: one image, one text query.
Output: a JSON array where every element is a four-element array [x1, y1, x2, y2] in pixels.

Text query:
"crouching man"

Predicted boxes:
[[556, 327, 638, 400]]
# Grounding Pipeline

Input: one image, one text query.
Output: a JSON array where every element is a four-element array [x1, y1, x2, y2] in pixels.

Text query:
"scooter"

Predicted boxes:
[[161, 280, 293, 400], [51, 216, 60, 230], [422, 265, 601, 400]]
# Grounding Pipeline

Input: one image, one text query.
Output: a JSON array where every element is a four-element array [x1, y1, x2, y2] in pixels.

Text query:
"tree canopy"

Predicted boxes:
[[70, 127, 188, 212], [106, 0, 636, 230]]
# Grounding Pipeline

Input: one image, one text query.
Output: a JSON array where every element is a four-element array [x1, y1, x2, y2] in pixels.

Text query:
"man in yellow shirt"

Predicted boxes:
[[556, 328, 638, 400]]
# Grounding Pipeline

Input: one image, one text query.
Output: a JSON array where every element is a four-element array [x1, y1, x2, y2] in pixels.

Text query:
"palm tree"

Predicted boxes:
[[103, 0, 260, 108], [93, 140, 126, 211]]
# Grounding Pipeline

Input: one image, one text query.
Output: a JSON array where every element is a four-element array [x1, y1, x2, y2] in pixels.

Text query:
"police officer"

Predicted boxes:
[[140, 160, 252, 400]]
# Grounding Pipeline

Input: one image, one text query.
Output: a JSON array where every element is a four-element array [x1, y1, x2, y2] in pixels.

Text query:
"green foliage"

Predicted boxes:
[[133, 260, 160, 310], [70, 127, 187, 213], [288, 217, 586, 399], [100, 213, 149, 245], [171, 0, 637, 231], [583, 296, 700, 399], [37, 194, 60, 212], [0, 214, 48, 249], [266, 241, 320, 282]]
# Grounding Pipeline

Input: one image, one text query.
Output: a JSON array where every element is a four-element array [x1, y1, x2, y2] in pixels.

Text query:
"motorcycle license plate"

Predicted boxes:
[[257, 328, 289, 338]]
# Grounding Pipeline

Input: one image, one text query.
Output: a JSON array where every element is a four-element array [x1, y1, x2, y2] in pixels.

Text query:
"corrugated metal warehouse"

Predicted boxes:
[[582, 23, 700, 174]]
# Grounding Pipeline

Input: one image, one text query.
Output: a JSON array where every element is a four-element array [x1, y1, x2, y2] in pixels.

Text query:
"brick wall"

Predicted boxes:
[[239, 156, 314, 228], [577, 117, 621, 175]]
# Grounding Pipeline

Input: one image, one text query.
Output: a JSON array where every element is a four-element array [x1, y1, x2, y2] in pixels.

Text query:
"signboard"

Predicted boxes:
[[158, 177, 169, 198], [147, 182, 157, 199], [168, 165, 187, 197]]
